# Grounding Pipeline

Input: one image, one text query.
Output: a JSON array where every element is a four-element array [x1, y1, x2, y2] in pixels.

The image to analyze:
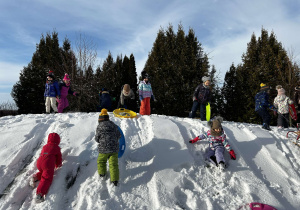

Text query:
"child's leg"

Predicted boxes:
[[108, 153, 119, 182], [36, 168, 54, 196], [50, 97, 58, 113], [45, 97, 51, 113], [189, 101, 199, 118], [199, 103, 206, 121], [215, 147, 225, 164], [97, 153, 109, 175], [283, 113, 289, 128], [145, 98, 151, 115]]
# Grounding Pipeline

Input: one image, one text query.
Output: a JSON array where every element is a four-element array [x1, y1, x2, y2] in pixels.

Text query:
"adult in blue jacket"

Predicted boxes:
[[44, 71, 60, 114], [99, 88, 112, 111], [255, 83, 275, 130]]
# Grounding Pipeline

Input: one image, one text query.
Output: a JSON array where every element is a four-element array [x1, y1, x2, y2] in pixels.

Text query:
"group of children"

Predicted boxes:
[[255, 83, 295, 130], [44, 71, 79, 114]]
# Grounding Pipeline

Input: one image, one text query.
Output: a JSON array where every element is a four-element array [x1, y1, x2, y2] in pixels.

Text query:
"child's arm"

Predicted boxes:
[[222, 133, 237, 160], [189, 133, 207, 144]]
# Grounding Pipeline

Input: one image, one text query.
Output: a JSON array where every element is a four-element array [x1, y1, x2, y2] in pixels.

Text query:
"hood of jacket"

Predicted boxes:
[[47, 133, 61, 145]]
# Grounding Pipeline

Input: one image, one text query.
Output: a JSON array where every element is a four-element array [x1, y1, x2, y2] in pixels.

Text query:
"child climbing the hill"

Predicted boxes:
[[189, 116, 236, 170], [31, 133, 62, 203], [274, 85, 293, 128], [95, 109, 122, 186], [44, 71, 60, 114]]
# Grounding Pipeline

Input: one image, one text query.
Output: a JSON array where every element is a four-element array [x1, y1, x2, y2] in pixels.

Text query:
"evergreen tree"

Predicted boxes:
[[12, 31, 74, 114]]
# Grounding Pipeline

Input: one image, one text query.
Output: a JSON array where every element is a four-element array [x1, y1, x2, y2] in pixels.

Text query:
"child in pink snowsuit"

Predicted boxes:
[[189, 116, 236, 170], [57, 73, 79, 113], [32, 133, 62, 203]]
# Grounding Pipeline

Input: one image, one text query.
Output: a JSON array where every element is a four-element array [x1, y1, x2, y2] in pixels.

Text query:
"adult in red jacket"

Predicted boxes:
[[33, 133, 62, 202]]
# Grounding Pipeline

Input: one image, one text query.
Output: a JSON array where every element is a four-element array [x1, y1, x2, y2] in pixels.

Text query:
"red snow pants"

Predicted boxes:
[[35, 156, 56, 196], [140, 97, 151, 115]]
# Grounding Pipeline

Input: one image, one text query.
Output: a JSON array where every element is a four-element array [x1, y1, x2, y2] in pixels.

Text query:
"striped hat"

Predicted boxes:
[[99, 109, 109, 121]]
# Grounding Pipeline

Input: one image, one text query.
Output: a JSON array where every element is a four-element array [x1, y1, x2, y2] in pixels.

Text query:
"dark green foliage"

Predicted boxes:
[[12, 31, 75, 114], [221, 28, 300, 124], [143, 24, 211, 117]]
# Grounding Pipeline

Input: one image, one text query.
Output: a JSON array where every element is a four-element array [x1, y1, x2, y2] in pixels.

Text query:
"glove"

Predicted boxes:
[[189, 136, 200, 144], [57, 95, 61, 100], [229, 150, 236, 160], [139, 95, 143, 101], [151, 95, 154, 101], [193, 96, 197, 101], [74, 92, 79, 96]]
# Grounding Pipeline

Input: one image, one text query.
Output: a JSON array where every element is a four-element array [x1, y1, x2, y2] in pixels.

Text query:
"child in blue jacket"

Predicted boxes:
[[44, 71, 60, 114]]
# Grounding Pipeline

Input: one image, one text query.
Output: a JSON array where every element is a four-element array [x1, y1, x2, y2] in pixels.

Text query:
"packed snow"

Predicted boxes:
[[1, 112, 300, 210]]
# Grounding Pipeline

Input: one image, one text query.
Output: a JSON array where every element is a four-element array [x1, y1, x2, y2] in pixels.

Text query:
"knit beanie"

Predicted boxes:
[[202, 76, 211, 83], [47, 71, 55, 79], [277, 88, 285, 96], [207, 116, 223, 137], [260, 83, 270, 91], [63, 73, 70, 81], [99, 109, 109, 122]]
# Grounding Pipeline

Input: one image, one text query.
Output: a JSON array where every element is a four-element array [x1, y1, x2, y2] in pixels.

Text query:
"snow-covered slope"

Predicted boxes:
[[0, 113, 300, 210]]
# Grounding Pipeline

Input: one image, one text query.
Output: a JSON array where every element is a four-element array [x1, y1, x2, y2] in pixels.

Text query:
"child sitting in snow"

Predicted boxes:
[[189, 116, 236, 170], [274, 85, 293, 128], [31, 133, 62, 203], [95, 109, 122, 186]]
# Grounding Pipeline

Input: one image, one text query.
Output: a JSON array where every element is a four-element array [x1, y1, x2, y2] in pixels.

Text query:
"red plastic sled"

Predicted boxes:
[[238, 202, 277, 210], [289, 104, 297, 121]]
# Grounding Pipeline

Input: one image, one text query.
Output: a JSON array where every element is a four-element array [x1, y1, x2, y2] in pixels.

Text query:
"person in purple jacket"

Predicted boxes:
[[57, 73, 79, 113], [44, 71, 60, 114]]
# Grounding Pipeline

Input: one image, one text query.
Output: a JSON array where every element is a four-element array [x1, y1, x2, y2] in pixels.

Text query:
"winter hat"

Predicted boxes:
[[63, 73, 70, 81], [275, 85, 282, 90], [260, 83, 270, 91], [123, 84, 130, 96], [141, 71, 149, 79], [47, 71, 55, 79], [277, 88, 285, 96], [207, 116, 223, 136], [202, 76, 211, 83], [99, 109, 109, 121]]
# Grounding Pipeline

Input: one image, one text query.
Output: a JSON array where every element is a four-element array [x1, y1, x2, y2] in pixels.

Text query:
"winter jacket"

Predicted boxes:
[[120, 89, 135, 106], [59, 81, 75, 99], [99, 91, 112, 111], [198, 130, 231, 151], [44, 80, 60, 97], [255, 90, 274, 111], [138, 81, 153, 99], [37, 133, 62, 170], [274, 95, 293, 114], [95, 120, 121, 154], [193, 83, 211, 104], [294, 86, 300, 107]]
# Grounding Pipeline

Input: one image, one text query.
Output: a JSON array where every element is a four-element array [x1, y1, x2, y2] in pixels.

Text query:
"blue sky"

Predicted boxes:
[[1, 0, 300, 103]]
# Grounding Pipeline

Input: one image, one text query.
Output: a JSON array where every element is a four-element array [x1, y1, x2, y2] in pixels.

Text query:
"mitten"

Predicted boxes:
[[193, 96, 197, 101], [229, 150, 236, 160], [189, 136, 200, 144], [74, 92, 79, 96], [139, 95, 143, 101], [57, 95, 61, 100]]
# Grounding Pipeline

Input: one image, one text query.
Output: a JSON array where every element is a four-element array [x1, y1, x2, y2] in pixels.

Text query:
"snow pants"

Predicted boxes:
[[277, 113, 289, 128], [45, 97, 58, 113], [189, 101, 206, 120], [57, 97, 69, 113], [140, 97, 151, 115], [206, 146, 225, 164], [97, 153, 119, 181], [35, 158, 56, 196], [256, 108, 271, 126]]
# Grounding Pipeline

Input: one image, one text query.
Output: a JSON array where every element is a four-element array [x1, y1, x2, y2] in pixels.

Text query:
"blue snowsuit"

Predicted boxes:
[[44, 80, 60, 97], [255, 89, 274, 127]]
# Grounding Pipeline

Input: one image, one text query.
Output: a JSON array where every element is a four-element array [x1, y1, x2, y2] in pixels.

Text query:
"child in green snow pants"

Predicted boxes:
[[97, 153, 119, 181]]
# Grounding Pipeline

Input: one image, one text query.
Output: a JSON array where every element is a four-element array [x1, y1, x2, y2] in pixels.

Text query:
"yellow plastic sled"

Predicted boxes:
[[113, 108, 137, 118]]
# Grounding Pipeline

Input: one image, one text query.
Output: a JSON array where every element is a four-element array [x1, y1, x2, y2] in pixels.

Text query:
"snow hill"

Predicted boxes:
[[0, 113, 300, 210]]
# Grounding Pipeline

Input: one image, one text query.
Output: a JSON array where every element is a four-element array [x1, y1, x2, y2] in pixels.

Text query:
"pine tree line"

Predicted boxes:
[[11, 31, 138, 114]]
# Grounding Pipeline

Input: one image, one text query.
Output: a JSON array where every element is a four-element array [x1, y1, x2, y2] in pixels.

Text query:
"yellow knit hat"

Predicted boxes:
[[99, 109, 109, 121], [260, 83, 266, 87]]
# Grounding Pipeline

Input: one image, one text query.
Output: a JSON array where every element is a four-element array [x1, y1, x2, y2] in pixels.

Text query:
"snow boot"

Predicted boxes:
[[35, 194, 45, 203], [29, 176, 39, 188], [99, 174, 106, 180], [112, 181, 118, 186], [262, 123, 271, 131], [218, 161, 226, 171]]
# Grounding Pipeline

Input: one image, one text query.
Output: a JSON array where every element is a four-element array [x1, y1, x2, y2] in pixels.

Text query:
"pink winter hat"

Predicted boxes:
[[277, 88, 285, 96], [63, 73, 70, 81]]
